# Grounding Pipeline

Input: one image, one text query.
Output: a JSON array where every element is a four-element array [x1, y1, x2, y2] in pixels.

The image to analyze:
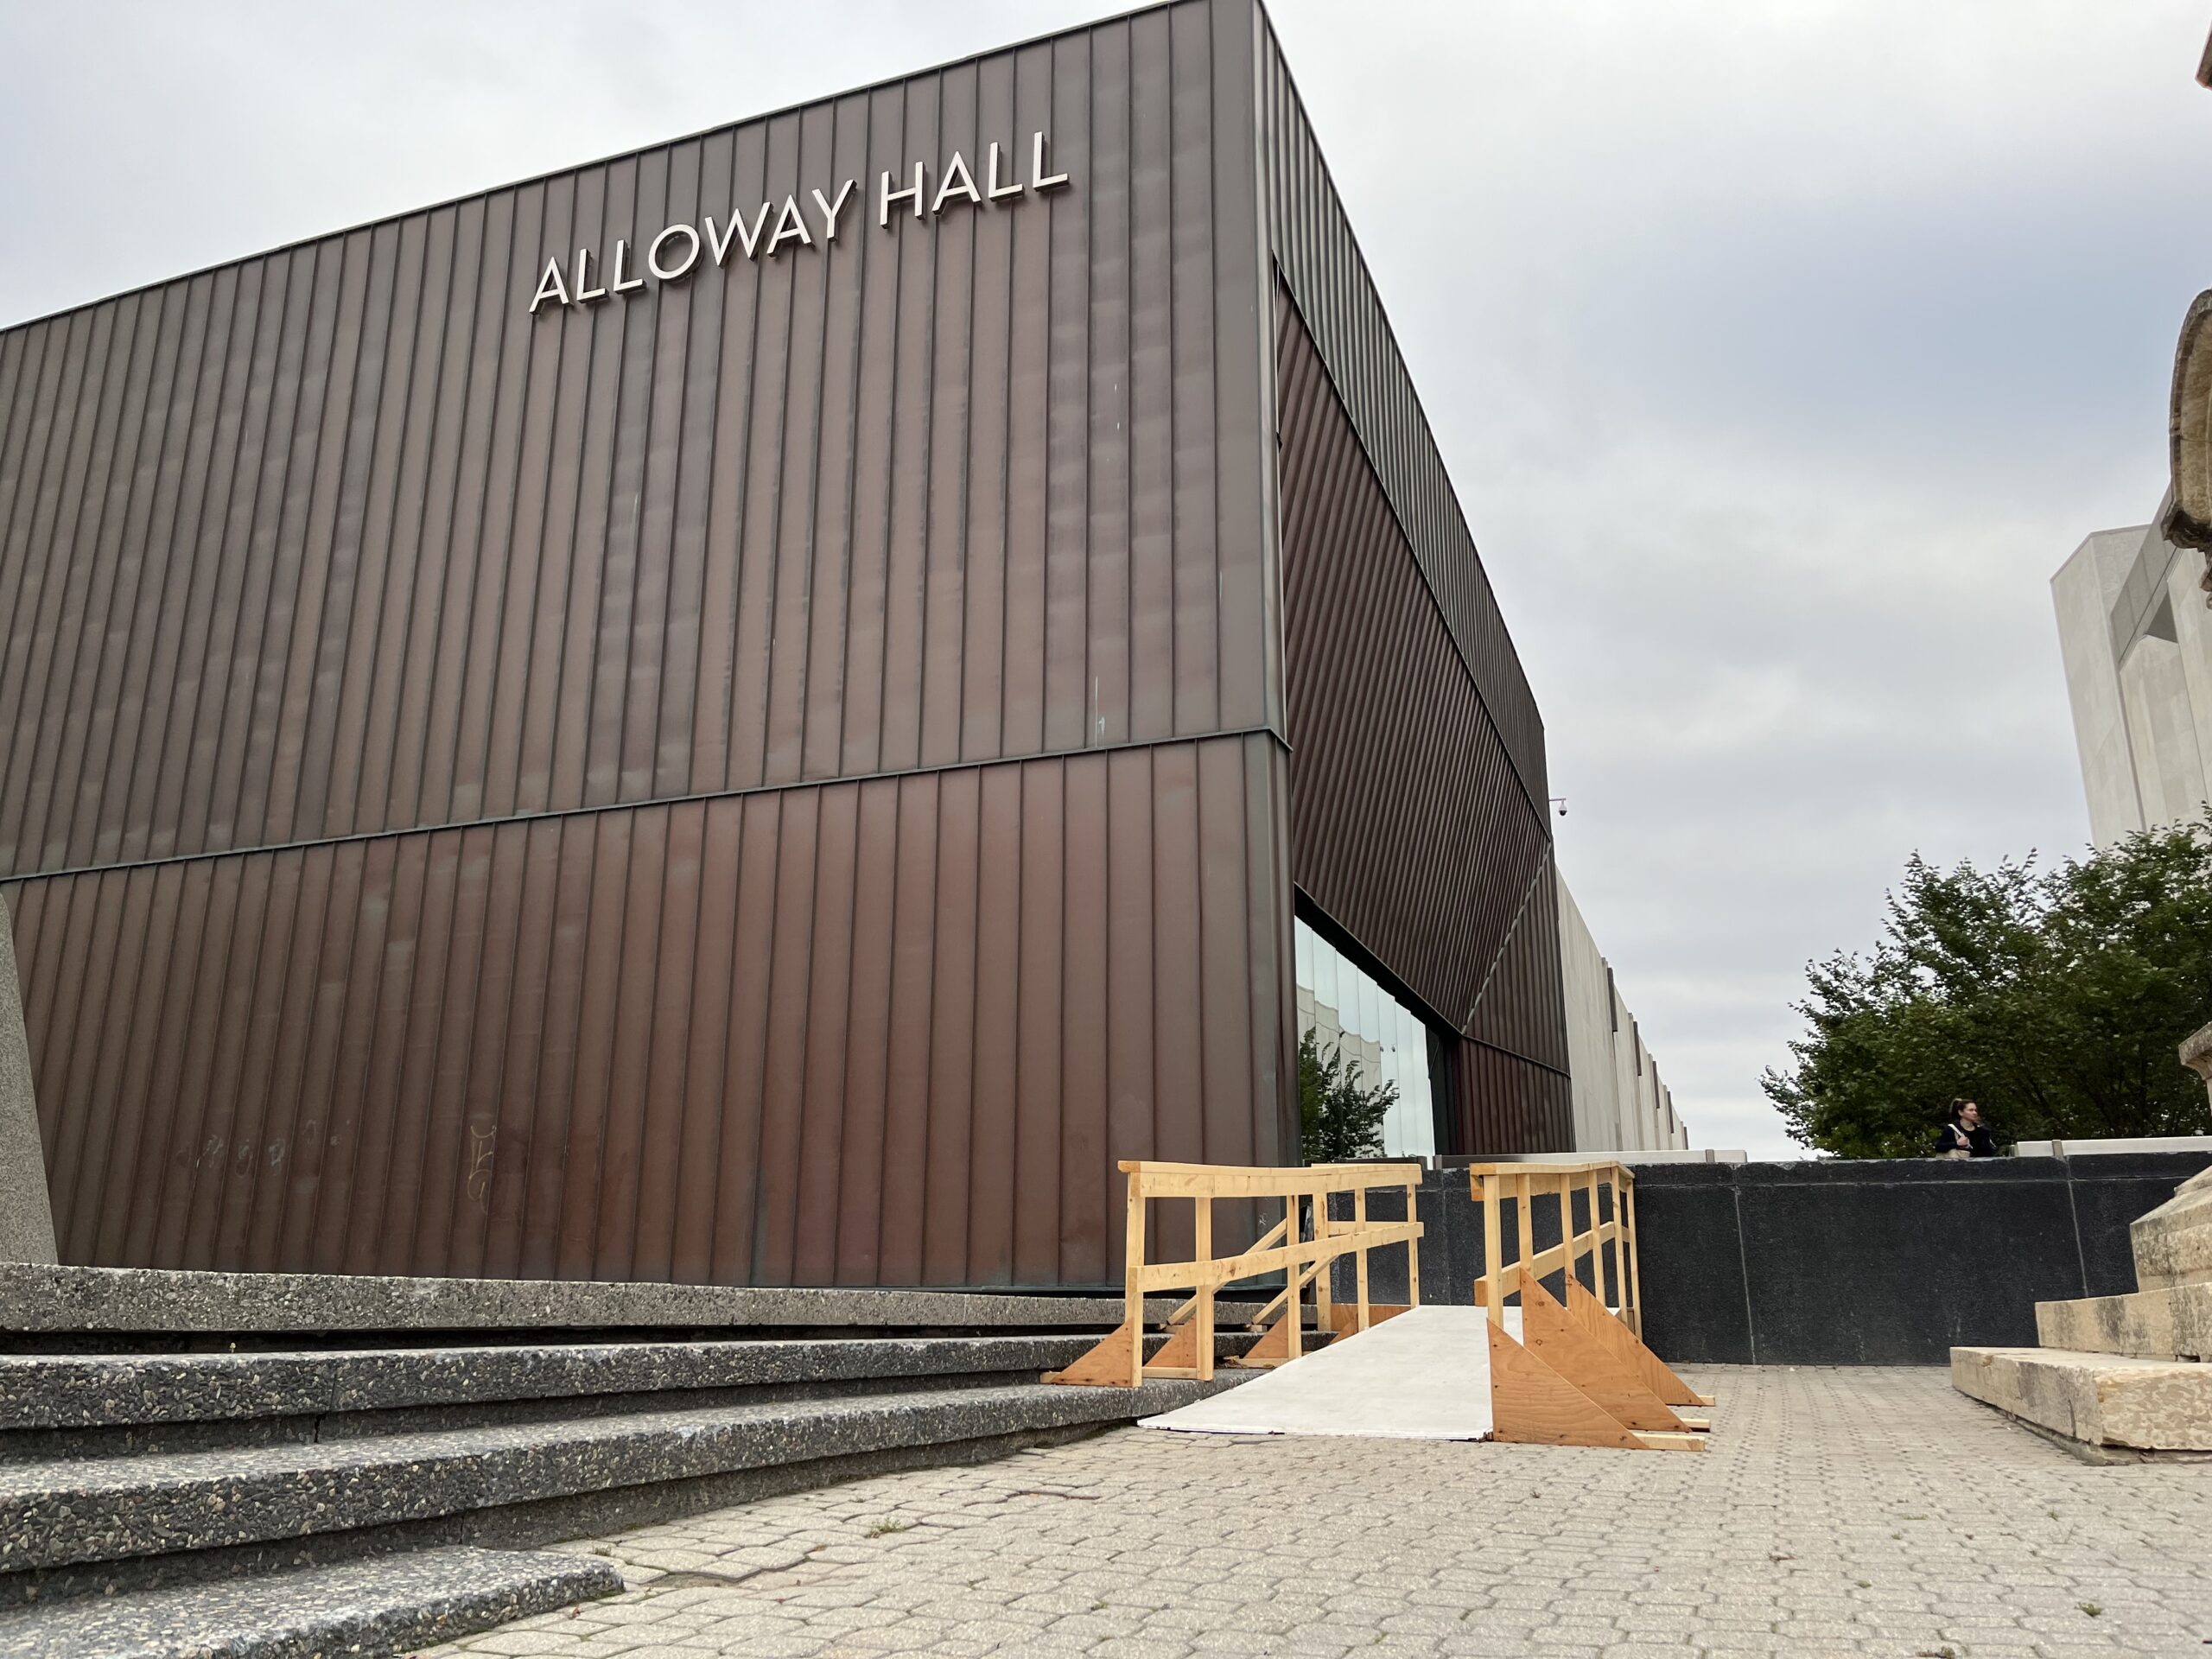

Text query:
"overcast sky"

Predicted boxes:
[[4, 2, 2207, 1158]]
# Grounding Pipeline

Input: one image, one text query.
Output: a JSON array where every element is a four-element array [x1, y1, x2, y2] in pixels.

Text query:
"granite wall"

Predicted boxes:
[[1326, 1154, 2212, 1366]]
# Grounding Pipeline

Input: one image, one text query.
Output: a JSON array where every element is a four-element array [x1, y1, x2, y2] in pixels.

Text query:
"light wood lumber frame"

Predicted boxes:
[[1046, 1161, 1427, 1388], [1466, 1162, 1638, 1333]]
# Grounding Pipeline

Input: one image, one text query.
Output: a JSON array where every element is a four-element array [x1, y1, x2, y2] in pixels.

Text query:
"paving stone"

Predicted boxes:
[[425, 1367, 2212, 1656]]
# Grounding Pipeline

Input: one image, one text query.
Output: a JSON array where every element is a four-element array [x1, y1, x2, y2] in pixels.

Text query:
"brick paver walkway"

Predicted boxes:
[[429, 1366, 2212, 1657]]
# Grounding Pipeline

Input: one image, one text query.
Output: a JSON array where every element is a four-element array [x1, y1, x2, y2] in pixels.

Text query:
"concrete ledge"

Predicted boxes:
[[0, 1543, 620, 1659], [2011, 1135, 2212, 1158], [1951, 1345, 2212, 1451], [2037, 1283, 2212, 1361], [0, 1263, 1189, 1336]]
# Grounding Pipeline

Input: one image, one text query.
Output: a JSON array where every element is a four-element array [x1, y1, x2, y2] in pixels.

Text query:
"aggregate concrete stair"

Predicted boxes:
[[1955, 1163, 2212, 1455], [0, 1375, 1224, 1594], [0, 1546, 621, 1659], [0, 1333, 1122, 1456], [0, 1274, 1252, 1655]]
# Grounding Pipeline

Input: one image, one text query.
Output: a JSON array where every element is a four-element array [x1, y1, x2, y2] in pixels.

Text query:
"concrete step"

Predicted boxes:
[[0, 1544, 620, 1659], [0, 1334, 1103, 1457], [2036, 1281, 2212, 1361], [1951, 1344, 2212, 1452], [2130, 1166, 2212, 1291], [0, 1376, 1234, 1603], [0, 1262, 1260, 1345]]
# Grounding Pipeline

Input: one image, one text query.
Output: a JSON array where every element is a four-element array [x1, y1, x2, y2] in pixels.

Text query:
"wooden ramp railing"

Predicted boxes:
[[1044, 1160, 1424, 1388], [1042, 1156, 1713, 1454], [1468, 1161, 1641, 1335], [1467, 1160, 1715, 1451]]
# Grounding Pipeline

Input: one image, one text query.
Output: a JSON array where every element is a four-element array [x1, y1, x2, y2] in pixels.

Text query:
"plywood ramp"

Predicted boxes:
[[1144, 1306, 1509, 1440]]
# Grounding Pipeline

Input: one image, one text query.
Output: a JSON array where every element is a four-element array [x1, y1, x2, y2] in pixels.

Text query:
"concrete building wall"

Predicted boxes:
[[1555, 876, 1620, 1154], [1554, 869, 1689, 1154], [2054, 522, 2212, 846]]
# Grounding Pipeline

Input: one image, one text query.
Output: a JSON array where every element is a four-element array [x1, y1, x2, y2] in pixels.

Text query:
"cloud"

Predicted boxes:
[[5, 0, 2204, 1160]]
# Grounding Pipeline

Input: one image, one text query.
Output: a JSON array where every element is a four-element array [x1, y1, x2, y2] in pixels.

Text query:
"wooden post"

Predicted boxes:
[[1515, 1170, 1535, 1308], [1353, 1185, 1370, 1332], [1403, 1179, 1421, 1308], [1285, 1192, 1304, 1361], [1623, 1177, 1642, 1335], [1313, 1185, 1333, 1336], [1125, 1173, 1147, 1388], [1194, 1194, 1213, 1382], [1481, 1173, 1503, 1325], [1585, 1169, 1602, 1296]]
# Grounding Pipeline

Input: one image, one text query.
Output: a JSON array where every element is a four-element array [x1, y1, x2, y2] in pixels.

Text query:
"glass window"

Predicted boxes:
[[1292, 918, 1436, 1160]]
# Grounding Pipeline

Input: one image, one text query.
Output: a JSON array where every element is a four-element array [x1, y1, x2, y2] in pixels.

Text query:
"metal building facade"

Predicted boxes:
[[0, 0, 1569, 1286]]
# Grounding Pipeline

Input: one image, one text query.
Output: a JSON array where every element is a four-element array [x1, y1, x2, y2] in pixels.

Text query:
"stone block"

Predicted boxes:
[[1951, 1345, 2212, 1451], [2036, 1282, 2212, 1360], [2179, 1018, 2212, 1092], [2127, 1168, 2212, 1289]]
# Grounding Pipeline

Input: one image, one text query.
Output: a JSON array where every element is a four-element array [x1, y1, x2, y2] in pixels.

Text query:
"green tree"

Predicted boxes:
[[1763, 817, 2212, 1157], [1299, 1027, 1398, 1163]]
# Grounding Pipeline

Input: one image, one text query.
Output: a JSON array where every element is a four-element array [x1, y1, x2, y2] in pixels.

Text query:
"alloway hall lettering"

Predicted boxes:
[[530, 130, 1071, 314]]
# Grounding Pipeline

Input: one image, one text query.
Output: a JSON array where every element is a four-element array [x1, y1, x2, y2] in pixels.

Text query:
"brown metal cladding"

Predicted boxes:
[[1276, 294, 1573, 1154], [0, 0, 1580, 1281], [1255, 12, 1548, 817], [4, 733, 1295, 1283], [0, 0, 1273, 882]]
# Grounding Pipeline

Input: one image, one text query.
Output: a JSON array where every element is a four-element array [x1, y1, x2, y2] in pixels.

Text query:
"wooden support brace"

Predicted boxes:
[[1044, 1318, 1217, 1387], [1232, 1313, 1302, 1368], [1146, 1319, 1205, 1374], [1043, 1322, 1141, 1386], [1485, 1319, 1651, 1450], [1516, 1277, 1689, 1433], [1328, 1302, 1411, 1338], [1564, 1276, 1714, 1408], [1171, 1215, 1288, 1325]]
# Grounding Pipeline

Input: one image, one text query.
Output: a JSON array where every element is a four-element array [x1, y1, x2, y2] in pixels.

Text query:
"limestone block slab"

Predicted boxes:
[[2129, 1166, 2212, 1289], [1952, 1345, 2212, 1451], [2037, 1281, 2212, 1360]]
